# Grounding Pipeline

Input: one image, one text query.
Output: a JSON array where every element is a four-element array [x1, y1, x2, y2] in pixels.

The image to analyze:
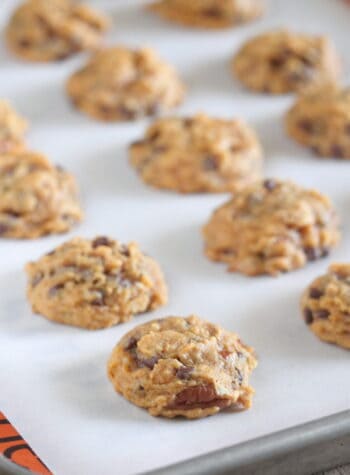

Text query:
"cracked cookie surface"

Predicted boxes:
[[301, 264, 350, 349], [5, 0, 109, 62], [232, 30, 340, 94], [148, 0, 263, 29], [0, 100, 27, 154], [202, 179, 340, 276], [26, 237, 168, 329], [0, 150, 82, 239], [107, 315, 257, 418], [129, 114, 263, 193], [66, 46, 185, 121], [286, 83, 350, 159]]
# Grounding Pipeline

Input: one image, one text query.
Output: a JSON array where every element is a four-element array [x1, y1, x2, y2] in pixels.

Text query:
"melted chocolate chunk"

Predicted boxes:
[[314, 309, 330, 319], [137, 356, 159, 370], [48, 283, 65, 297], [303, 307, 314, 325], [203, 7, 222, 18], [125, 337, 138, 351], [92, 236, 112, 248], [263, 179, 277, 191], [331, 144, 344, 159], [176, 366, 194, 380], [167, 384, 231, 410], [0, 223, 9, 235], [202, 156, 218, 171], [298, 119, 314, 133], [309, 287, 323, 299]]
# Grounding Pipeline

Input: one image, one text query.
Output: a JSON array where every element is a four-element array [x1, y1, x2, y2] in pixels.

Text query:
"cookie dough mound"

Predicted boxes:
[[203, 179, 340, 276], [66, 47, 185, 121], [0, 100, 27, 154], [301, 264, 350, 349], [26, 237, 168, 329], [232, 30, 340, 94], [286, 84, 350, 159], [5, 0, 109, 62], [0, 151, 82, 238], [129, 114, 263, 194], [107, 315, 257, 418], [148, 0, 263, 29]]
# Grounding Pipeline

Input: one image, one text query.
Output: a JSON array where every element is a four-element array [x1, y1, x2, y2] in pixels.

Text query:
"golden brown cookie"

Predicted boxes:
[[5, 0, 109, 62], [286, 83, 350, 159], [66, 46, 185, 122], [107, 315, 257, 418], [0, 100, 27, 154], [301, 264, 350, 350], [129, 114, 263, 194], [148, 0, 263, 29], [232, 30, 341, 94], [0, 150, 82, 239], [203, 179, 340, 276], [26, 237, 168, 330]]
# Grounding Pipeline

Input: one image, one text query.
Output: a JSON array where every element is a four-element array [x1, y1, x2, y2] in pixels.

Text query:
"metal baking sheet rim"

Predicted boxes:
[[1, 410, 349, 475]]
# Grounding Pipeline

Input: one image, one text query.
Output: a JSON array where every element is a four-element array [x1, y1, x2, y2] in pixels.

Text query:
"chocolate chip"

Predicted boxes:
[[270, 56, 286, 68], [125, 337, 138, 351], [31, 273, 43, 288], [167, 384, 231, 410], [48, 283, 64, 297], [331, 144, 344, 159], [298, 119, 314, 133], [137, 356, 159, 369], [314, 309, 330, 319], [303, 307, 313, 325], [19, 39, 31, 48], [0, 223, 9, 235], [309, 287, 323, 299], [202, 156, 218, 171], [184, 118, 193, 128], [304, 247, 319, 261], [92, 236, 112, 248], [148, 130, 160, 141], [91, 291, 105, 306], [203, 7, 222, 17], [263, 179, 277, 191], [176, 366, 194, 380]]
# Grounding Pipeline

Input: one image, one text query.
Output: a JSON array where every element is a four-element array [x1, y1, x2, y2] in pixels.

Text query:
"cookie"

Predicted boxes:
[[129, 114, 263, 194], [203, 179, 340, 276], [26, 237, 168, 330], [0, 100, 27, 154], [232, 30, 341, 94], [5, 0, 109, 62], [286, 83, 350, 159], [0, 151, 82, 239], [107, 315, 257, 418], [66, 47, 185, 122], [301, 264, 350, 349], [148, 0, 263, 29]]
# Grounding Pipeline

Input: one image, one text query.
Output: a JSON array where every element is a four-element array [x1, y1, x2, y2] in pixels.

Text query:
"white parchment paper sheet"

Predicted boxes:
[[0, 1, 349, 474]]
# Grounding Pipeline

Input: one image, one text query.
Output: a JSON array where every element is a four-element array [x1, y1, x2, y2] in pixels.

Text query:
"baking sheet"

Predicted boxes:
[[0, 1, 349, 474]]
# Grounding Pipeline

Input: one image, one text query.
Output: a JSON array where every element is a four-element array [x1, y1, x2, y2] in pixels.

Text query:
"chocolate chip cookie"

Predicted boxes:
[[66, 47, 185, 122], [0, 150, 82, 239], [232, 30, 341, 94], [129, 114, 263, 194], [0, 100, 27, 154], [107, 315, 257, 418], [148, 0, 263, 29], [5, 0, 109, 62], [286, 83, 350, 159], [301, 264, 350, 349], [203, 179, 340, 276], [26, 237, 168, 329]]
